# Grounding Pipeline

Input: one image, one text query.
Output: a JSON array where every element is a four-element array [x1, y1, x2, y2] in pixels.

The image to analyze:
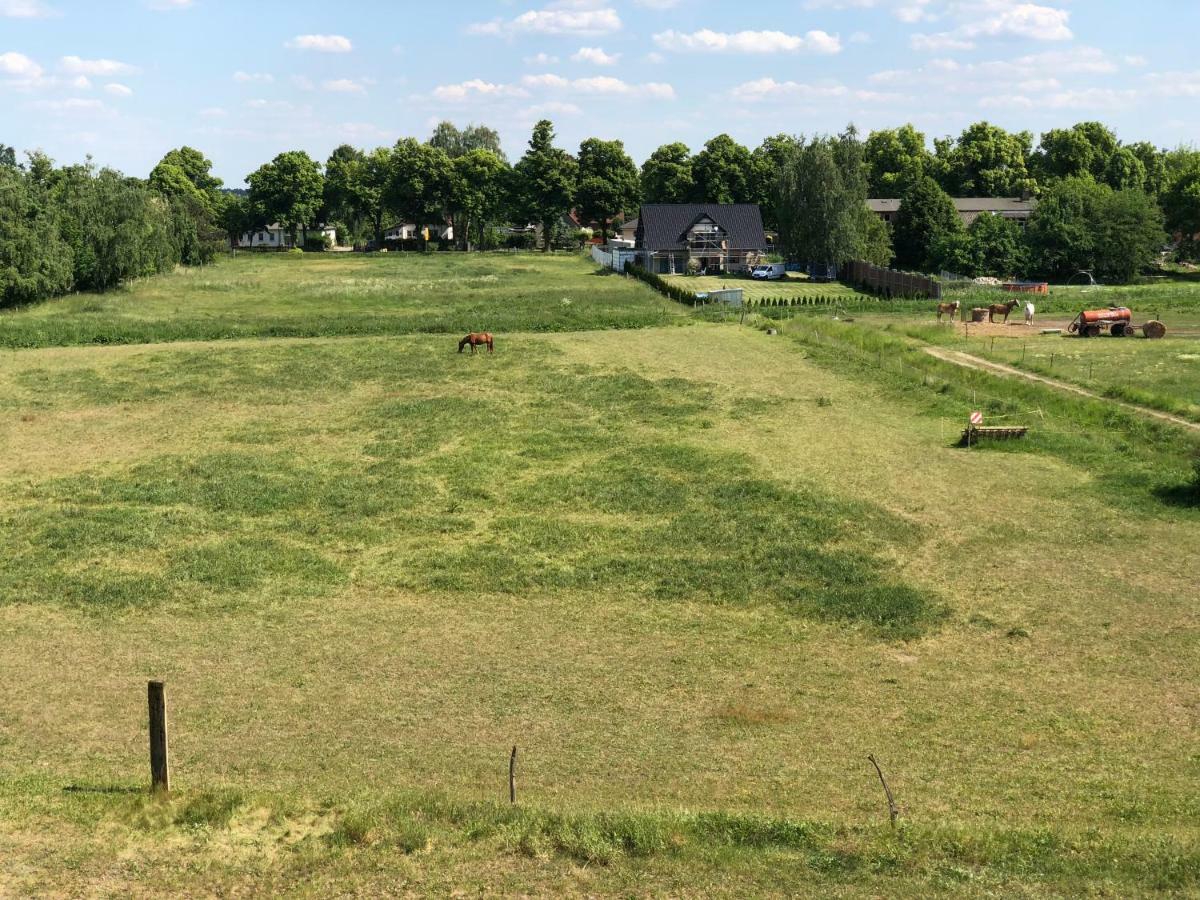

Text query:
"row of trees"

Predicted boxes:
[[5, 116, 1200, 308], [225, 120, 639, 253], [889, 174, 1165, 283], [1, 145, 224, 308]]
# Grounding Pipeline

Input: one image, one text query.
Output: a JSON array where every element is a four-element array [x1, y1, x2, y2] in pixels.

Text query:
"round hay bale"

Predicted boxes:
[[1142, 320, 1167, 339]]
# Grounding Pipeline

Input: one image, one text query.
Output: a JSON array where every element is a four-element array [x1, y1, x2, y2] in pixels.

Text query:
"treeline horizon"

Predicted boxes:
[[3, 117, 1200, 308]]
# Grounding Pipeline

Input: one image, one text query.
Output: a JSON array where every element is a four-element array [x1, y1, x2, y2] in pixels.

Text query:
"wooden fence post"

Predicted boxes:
[[509, 746, 518, 805], [148, 681, 169, 793]]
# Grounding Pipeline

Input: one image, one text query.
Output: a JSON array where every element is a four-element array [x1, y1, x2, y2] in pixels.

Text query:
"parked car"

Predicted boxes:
[[750, 263, 786, 280]]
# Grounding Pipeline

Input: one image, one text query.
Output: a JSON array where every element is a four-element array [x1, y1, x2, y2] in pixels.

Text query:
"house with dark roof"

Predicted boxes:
[[868, 197, 1037, 228], [633, 204, 767, 275]]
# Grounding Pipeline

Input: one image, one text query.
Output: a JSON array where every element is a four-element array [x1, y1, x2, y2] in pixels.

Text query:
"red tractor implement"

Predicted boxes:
[[1068, 307, 1165, 338]]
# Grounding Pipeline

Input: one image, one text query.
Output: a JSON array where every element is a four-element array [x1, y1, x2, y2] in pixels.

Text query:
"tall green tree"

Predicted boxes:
[[428, 121, 506, 161], [448, 149, 508, 250], [323, 144, 367, 238], [1, 144, 19, 169], [510, 120, 576, 251], [691, 134, 753, 204], [865, 124, 932, 196], [776, 127, 887, 266], [931, 212, 1025, 278], [387, 139, 454, 245], [892, 176, 962, 271], [246, 151, 324, 246], [750, 134, 801, 229], [576, 137, 639, 242], [1160, 155, 1200, 257], [936, 122, 1035, 197], [640, 142, 694, 204], [0, 164, 73, 306], [1026, 177, 1164, 282]]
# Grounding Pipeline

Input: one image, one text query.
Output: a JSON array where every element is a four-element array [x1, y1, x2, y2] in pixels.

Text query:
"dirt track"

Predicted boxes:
[[922, 346, 1200, 432]]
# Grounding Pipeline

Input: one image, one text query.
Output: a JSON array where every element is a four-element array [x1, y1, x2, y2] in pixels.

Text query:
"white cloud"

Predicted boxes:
[[69, 75, 91, 89], [199, 106, 227, 117], [1143, 71, 1200, 98], [959, 2, 1071, 42], [910, 32, 975, 51], [633, 0, 679, 7], [30, 97, 109, 114], [469, 4, 621, 37], [730, 77, 899, 103], [653, 28, 842, 54], [0, 51, 43, 80], [0, 0, 57, 17], [522, 100, 582, 116], [60, 56, 138, 76], [1124, 55, 1148, 68], [104, 82, 133, 96], [285, 34, 352, 52], [524, 52, 560, 65], [233, 70, 273, 83], [910, 1, 1072, 52], [147, 0, 192, 9], [522, 72, 675, 98], [432, 79, 530, 101], [572, 46, 619, 65], [323, 78, 366, 93]]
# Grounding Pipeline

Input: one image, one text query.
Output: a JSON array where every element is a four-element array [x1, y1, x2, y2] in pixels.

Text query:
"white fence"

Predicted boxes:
[[591, 244, 639, 273]]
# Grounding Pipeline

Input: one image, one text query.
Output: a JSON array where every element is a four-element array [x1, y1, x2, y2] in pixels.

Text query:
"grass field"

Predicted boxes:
[[2, 253, 1199, 895], [0, 251, 680, 348], [673, 272, 865, 303]]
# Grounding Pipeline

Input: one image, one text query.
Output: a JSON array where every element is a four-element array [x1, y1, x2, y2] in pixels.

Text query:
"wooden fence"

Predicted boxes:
[[843, 260, 942, 300]]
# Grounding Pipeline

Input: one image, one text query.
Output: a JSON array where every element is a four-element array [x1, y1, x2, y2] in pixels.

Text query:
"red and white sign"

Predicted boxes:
[[969, 411, 984, 425]]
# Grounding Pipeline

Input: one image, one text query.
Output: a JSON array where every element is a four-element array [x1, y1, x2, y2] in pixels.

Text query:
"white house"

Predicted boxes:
[[236, 223, 338, 249], [383, 223, 454, 242]]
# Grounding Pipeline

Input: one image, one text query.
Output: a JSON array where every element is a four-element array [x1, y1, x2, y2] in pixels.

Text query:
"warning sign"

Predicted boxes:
[[969, 411, 984, 425]]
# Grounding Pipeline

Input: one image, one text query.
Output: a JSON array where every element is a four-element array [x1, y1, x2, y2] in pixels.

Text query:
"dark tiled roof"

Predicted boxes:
[[635, 204, 767, 251]]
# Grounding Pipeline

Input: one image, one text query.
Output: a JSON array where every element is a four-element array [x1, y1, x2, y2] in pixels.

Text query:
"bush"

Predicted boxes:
[[503, 232, 537, 251]]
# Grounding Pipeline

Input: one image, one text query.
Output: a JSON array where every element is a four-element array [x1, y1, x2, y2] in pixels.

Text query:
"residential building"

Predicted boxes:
[[867, 197, 1037, 228], [237, 223, 337, 249], [633, 204, 767, 275]]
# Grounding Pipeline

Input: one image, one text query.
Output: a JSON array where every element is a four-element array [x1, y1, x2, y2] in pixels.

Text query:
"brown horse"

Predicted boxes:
[[988, 300, 1020, 324], [936, 300, 960, 323], [458, 332, 494, 354]]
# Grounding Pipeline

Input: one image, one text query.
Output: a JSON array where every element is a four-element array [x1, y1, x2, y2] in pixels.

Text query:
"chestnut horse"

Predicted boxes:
[[988, 300, 1020, 324], [936, 300, 960, 323], [458, 332, 494, 354]]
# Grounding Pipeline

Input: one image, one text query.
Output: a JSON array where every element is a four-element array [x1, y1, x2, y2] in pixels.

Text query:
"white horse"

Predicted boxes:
[[1024, 301, 1036, 326]]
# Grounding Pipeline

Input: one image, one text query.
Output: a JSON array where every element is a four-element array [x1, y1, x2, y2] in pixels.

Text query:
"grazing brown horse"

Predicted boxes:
[[458, 332, 494, 354], [936, 300, 961, 323], [988, 300, 1020, 324]]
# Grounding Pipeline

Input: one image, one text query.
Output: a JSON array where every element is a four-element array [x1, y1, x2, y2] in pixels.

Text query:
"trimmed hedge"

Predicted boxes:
[[626, 264, 700, 306]]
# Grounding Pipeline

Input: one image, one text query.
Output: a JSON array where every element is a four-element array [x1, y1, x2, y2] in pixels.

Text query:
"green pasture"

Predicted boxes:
[[1, 321, 1198, 895], [1, 252, 1199, 895], [842, 307, 1200, 423], [673, 273, 866, 303], [0, 251, 679, 348]]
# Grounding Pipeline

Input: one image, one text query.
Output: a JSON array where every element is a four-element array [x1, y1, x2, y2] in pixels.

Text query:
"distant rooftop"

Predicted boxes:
[[867, 197, 1037, 214]]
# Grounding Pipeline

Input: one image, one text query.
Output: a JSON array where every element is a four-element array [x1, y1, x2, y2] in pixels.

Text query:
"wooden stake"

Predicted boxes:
[[509, 746, 518, 805], [147, 681, 169, 793], [867, 754, 898, 827]]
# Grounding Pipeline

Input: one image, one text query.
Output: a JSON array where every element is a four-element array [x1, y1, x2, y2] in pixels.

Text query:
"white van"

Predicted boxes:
[[750, 263, 786, 280]]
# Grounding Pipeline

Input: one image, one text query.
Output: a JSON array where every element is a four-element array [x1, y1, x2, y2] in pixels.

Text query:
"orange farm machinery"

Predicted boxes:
[[1067, 307, 1166, 338]]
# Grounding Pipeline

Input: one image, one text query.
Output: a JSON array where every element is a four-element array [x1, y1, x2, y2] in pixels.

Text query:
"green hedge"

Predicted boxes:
[[625, 264, 699, 306]]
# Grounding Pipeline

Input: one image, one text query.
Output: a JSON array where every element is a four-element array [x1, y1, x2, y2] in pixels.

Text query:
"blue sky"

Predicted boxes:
[[2, 0, 1198, 183]]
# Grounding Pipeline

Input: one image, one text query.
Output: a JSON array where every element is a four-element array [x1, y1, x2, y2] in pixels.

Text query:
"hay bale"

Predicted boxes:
[[1142, 320, 1167, 339]]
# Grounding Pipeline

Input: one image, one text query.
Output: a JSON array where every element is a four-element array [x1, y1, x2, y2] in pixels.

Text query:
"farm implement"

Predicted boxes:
[[1067, 307, 1166, 338]]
